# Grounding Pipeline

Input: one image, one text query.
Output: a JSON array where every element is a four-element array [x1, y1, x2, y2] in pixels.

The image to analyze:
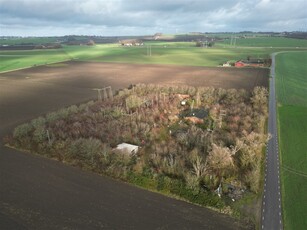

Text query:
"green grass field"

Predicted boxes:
[[1, 36, 307, 73], [276, 52, 307, 106], [275, 52, 307, 230], [218, 37, 307, 48], [0, 49, 72, 72], [63, 44, 298, 67], [68, 45, 272, 66], [0, 44, 277, 72]]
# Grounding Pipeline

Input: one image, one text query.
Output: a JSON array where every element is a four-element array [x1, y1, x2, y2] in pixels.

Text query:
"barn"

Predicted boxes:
[[235, 59, 265, 67]]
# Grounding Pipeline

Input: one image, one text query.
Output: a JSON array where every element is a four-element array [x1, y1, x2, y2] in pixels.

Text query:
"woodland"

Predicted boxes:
[[6, 84, 268, 211]]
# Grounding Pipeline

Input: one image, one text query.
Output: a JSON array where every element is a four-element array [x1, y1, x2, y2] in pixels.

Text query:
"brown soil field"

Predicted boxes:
[[1, 61, 269, 91]]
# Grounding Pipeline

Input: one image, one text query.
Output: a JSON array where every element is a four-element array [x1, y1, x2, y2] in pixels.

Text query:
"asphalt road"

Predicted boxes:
[[0, 69, 248, 229], [261, 54, 283, 230]]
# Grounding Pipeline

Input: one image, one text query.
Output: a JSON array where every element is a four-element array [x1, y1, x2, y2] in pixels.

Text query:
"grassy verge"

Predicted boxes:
[[275, 52, 307, 230]]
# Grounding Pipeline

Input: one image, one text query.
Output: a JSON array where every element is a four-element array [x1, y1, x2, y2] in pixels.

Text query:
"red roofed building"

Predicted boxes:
[[235, 59, 265, 67]]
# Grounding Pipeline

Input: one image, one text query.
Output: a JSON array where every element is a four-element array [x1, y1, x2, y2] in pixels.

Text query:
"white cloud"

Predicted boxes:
[[0, 0, 306, 36]]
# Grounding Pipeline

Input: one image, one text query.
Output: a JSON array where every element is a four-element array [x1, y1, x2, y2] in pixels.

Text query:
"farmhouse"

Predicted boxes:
[[116, 143, 139, 155], [120, 39, 143, 46], [222, 62, 232, 67], [235, 59, 265, 67]]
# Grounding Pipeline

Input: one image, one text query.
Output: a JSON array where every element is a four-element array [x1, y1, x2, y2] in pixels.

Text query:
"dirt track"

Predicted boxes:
[[0, 62, 259, 229]]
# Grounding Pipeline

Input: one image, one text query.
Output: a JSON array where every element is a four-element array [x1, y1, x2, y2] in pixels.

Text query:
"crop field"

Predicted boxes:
[[0, 61, 269, 91], [2, 42, 303, 73], [217, 37, 307, 48], [275, 52, 307, 230], [80, 46, 273, 65], [0, 49, 72, 72], [276, 52, 307, 106]]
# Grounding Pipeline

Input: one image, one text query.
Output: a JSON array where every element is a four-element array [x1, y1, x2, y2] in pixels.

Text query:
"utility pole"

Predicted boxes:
[[150, 45, 152, 56], [147, 45, 152, 56]]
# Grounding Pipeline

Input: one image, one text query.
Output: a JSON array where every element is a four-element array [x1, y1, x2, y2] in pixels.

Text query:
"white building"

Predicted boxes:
[[116, 143, 139, 155]]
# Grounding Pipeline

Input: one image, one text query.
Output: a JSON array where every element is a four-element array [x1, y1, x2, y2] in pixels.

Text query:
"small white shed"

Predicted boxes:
[[116, 143, 139, 155]]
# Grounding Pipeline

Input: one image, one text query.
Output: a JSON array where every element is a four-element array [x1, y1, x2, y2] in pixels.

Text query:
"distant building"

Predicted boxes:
[[222, 62, 232, 67], [235, 59, 265, 67], [115, 143, 139, 155], [120, 39, 143, 46]]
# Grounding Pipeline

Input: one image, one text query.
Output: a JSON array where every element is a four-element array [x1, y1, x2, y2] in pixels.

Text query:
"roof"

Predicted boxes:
[[180, 108, 208, 119], [116, 143, 139, 154], [238, 59, 264, 64]]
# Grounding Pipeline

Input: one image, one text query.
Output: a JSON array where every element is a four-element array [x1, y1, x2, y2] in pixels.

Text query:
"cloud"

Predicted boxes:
[[0, 0, 306, 36]]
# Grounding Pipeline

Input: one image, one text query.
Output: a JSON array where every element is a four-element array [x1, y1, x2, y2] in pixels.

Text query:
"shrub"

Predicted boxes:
[[67, 138, 102, 163], [31, 116, 46, 128], [125, 95, 143, 110], [13, 123, 33, 139], [33, 126, 48, 143]]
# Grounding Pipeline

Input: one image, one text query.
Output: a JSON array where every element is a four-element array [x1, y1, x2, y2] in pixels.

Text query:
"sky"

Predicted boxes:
[[0, 0, 307, 36]]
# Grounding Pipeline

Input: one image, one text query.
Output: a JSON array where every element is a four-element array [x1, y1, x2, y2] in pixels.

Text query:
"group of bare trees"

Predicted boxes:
[[7, 84, 268, 207]]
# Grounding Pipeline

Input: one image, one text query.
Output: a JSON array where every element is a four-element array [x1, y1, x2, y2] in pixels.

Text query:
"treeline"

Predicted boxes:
[[5, 84, 268, 212]]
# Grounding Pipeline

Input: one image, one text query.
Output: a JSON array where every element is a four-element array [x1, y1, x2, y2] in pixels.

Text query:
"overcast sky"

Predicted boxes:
[[1, 0, 307, 36]]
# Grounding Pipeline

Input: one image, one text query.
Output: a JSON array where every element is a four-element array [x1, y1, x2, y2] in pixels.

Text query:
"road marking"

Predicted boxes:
[[263, 201, 265, 205]]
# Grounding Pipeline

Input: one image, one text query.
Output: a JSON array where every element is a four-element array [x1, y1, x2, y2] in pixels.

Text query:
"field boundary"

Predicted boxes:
[[0, 59, 73, 74]]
